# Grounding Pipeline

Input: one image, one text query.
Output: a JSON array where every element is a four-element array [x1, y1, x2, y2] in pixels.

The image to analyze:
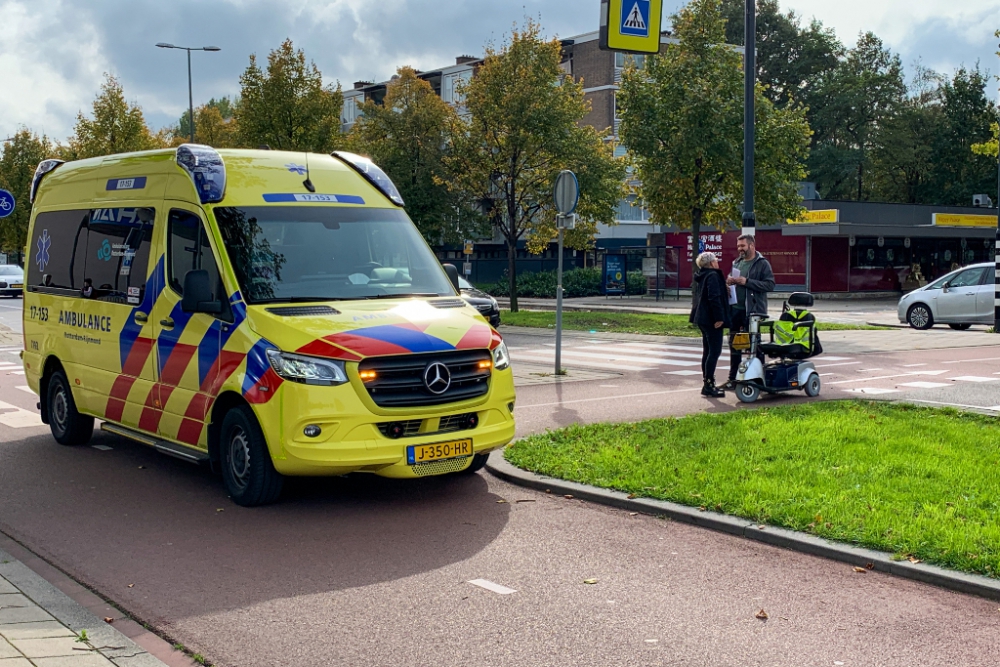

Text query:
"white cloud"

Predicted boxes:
[[0, 0, 110, 142]]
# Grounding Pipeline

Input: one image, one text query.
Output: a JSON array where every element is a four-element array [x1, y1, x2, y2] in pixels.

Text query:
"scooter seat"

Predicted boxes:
[[759, 342, 814, 359]]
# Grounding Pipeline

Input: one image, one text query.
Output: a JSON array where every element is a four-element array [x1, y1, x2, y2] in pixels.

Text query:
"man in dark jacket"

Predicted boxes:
[[723, 234, 775, 389]]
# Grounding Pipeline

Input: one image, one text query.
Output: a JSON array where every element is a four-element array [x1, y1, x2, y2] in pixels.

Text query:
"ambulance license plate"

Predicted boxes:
[[407, 439, 473, 465]]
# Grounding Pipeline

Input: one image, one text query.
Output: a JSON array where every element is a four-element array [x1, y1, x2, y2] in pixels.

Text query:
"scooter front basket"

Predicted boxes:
[[730, 332, 752, 351]]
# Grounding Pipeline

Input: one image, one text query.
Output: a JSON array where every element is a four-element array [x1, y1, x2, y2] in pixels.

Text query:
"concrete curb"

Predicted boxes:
[[0, 546, 169, 667], [486, 450, 1000, 602]]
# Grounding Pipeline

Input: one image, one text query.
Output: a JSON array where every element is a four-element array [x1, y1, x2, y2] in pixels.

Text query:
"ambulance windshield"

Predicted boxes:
[[214, 206, 456, 304]]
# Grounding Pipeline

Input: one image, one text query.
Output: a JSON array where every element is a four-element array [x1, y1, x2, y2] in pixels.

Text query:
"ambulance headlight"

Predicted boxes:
[[266, 349, 348, 386], [492, 341, 511, 371]]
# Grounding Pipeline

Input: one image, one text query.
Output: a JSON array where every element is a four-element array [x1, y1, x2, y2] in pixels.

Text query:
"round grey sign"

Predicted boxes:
[[554, 170, 579, 215]]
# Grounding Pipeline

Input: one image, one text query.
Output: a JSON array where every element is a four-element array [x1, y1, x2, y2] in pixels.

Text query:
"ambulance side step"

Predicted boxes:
[[100, 423, 210, 464]]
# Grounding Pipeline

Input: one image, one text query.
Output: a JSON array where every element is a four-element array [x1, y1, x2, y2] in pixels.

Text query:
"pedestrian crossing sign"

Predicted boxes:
[[600, 0, 663, 54]]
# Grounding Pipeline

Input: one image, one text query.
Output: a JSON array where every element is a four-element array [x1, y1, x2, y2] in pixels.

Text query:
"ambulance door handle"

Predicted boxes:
[[159, 317, 175, 329], [134, 312, 148, 324]]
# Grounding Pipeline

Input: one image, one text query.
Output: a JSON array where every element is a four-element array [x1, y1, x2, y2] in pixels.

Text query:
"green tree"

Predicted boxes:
[[176, 96, 239, 146], [928, 66, 998, 206], [719, 0, 841, 113], [0, 129, 55, 255], [349, 67, 479, 243], [443, 21, 626, 311], [618, 0, 809, 280], [67, 73, 162, 159], [236, 39, 343, 152], [808, 32, 906, 200]]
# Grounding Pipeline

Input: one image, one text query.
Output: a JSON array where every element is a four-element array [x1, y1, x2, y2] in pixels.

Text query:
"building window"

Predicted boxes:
[[615, 53, 645, 69], [616, 197, 648, 222]]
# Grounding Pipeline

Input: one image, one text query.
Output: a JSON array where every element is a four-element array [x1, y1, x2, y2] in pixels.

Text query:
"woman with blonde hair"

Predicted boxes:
[[692, 251, 730, 397]]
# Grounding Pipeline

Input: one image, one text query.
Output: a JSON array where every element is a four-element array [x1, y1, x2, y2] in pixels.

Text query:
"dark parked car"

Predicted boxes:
[[459, 277, 500, 327]]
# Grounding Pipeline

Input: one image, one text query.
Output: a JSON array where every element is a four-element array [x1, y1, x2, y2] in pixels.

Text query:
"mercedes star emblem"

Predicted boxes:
[[423, 361, 452, 395]]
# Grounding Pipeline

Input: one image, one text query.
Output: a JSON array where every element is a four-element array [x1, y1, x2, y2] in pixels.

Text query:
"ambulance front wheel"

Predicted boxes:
[[220, 405, 284, 507], [804, 373, 821, 397], [736, 382, 761, 404], [46, 370, 93, 446]]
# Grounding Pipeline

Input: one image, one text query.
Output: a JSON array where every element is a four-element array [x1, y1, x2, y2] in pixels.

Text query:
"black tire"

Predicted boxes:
[[220, 405, 283, 507], [948, 323, 972, 331], [46, 370, 93, 446], [907, 304, 933, 330], [462, 452, 489, 474], [736, 382, 761, 404], [804, 373, 821, 397]]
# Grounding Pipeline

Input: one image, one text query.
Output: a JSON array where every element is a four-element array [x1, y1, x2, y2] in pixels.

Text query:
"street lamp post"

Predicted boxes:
[[995, 42, 1000, 333], [155, 43, 221, 144], [742, 0, 756, 238]]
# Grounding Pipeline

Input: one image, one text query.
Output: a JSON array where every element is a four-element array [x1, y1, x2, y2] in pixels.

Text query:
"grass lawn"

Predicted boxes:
[[500, 309, 889, 337], [505, 401, 1000, 578]]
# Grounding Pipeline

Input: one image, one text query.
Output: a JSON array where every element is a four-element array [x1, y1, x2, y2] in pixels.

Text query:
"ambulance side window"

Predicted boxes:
[[168, 210, 222, 299], [28, 210, 89, 291]]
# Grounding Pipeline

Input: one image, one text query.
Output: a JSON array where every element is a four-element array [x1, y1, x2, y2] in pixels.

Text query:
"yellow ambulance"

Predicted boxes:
[[24, 146, 515, 505]]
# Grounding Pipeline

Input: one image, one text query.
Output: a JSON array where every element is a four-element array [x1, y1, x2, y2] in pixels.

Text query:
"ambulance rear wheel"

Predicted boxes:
[[47, 370, 93, 446], [804, 373, 821, 397], [736, 383, 760, 404], [220, 406, 284, 507]]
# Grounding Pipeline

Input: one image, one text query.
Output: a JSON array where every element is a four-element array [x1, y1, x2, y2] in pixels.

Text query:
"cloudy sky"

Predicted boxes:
[[0, 0, 998, 143]]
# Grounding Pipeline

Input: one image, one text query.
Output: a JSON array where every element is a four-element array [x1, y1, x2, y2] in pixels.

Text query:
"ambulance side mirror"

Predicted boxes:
[[442, 263, 460, 292], [182, 270, 223, 314]]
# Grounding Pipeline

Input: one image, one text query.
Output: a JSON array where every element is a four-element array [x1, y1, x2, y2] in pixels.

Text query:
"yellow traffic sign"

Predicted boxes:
[[600, 0, 663, 55]]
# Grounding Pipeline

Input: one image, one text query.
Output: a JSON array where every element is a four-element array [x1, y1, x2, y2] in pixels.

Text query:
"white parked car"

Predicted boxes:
[[0, 264, 23, 298], [897, 262, 994, 330]]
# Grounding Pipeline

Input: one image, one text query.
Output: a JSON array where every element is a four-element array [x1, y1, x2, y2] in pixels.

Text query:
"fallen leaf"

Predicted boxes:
[[545, 489, 552, 493], [715, 504, 722, 511], [563, 494, 574, 499], [137, 466, 146, 470], [514, 499, 535, 503], [853, 566, 867, 573], [908, 556, 922, 564], [757, 525, 766, 530], [496, 500, 507, 504], [698, 506, 707, 511], [215, 508, 224, 512], [627, 493, 637, 499], [583, 578, 598, 584], [103, 617, 113, 624], [629, 512, 638, 516], [127, 584, 134, 588], [865, 562, 874, 570], [755, 609, 768, 620]]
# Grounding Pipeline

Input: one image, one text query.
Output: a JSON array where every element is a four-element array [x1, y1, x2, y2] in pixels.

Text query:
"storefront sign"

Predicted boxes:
[[603, 254, 627, 295], [932, 213, 998, 227], [788, 209, 839, 224]]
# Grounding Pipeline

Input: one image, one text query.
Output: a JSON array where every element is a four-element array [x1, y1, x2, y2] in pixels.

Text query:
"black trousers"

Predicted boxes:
[[699, 324, 724, 381], [729, 308, 764, 381]]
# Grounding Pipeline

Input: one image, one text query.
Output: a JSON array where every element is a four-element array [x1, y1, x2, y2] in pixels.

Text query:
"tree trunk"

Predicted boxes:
[[690, 207, 702, 314], [507, 237, 519, 312]]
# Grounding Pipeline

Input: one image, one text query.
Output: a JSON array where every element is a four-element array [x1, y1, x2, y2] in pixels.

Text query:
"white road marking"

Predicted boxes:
[[664, 370, 702, 376], [857, 368, 884, 372], [0, 410, 43, 428], [829, 373, 916, 385], [903, 363, 927, 367], [908, 370, 948, 376], [819, 373, 834, 377], [16, 385, 35, 394], [942, 357, 1000, 364], [814, 361, 861, 369], [468, 579, 517, 595], [845, 387, 899, 395], [899, 382, 950, 389], [816, 356, 853, 361], [599, 385, 620, 388], [950, 376, 998, 383], [91, 445, 113, 451], [10, 371, 23, 376], [0, 400, 19, 410]]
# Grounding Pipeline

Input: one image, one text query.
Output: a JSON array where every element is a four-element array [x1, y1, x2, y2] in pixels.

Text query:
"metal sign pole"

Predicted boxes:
[[556, 216, 564, 375]]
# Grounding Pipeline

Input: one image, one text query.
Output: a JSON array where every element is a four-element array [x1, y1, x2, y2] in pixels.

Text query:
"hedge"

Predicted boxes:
[[482, 268, 646, 298]]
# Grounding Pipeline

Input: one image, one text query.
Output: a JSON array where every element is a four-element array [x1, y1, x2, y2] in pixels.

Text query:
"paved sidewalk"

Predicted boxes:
[[0, 547, 169, 667]]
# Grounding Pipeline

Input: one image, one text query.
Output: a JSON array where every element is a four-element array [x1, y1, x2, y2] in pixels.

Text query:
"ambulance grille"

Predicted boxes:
[[266, 305, 340, 316], [410, 456, 473, 476], [432, 299, 466, 309], [360, 350, 491, 408]]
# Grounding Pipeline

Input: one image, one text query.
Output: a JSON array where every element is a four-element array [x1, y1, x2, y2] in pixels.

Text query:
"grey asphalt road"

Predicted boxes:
[[1, 313, 1000, 666]]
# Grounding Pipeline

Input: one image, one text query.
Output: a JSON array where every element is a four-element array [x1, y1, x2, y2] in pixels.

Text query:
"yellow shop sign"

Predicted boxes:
[[788, 209, 839, 224], [932, 213, 998, 228]]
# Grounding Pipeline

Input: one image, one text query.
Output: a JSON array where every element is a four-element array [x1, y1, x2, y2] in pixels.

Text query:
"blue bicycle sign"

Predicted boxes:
[[0, 190, 14, 219]]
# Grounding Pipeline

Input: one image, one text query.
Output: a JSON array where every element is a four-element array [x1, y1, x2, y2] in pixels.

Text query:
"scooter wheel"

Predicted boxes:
[[737, 383, 761, 403], [804, 373, 821, 397]]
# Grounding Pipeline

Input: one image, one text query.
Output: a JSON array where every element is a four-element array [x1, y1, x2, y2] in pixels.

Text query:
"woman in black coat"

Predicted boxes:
[[692, 252, 731, 397]]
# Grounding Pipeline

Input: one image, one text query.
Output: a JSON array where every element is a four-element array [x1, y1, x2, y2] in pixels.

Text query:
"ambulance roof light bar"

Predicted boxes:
[[30, 159, 66, 204], [176, 144, 227, 204], [331, 151, 405, 207]]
